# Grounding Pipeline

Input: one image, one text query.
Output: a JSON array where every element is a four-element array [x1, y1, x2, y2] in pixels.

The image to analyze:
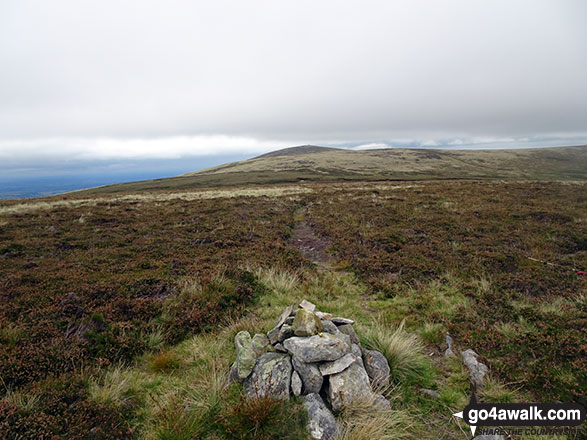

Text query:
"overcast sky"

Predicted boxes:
[[1, 0, 586, 171]]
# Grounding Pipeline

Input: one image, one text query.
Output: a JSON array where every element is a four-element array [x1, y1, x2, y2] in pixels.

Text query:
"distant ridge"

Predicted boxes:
[[75, 145, 587, 195], [254, 145, 341, 159]]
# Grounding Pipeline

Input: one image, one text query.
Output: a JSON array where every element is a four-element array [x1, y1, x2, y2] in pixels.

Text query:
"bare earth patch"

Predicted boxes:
[[289, 220, 332, 265]]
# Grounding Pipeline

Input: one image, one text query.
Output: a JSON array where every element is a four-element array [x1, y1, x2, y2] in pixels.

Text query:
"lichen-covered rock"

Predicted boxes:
[[327, 361, 373, 411], [292, 309, 322, 337], [462, 349, 488, 388], [363, 349, 390, 389], [234, 331, 256, 380], [283, 333, 350, 363], [251, 333, 270, 357], [292, 356, 323, 394], [245, 353, 292, 400], [300, 299, 316, 313], [319, 353, 356, 376], [337, 324, 360, 345], [291, 370, 302, 396], [303, 393, 338, 440], [278, 323, 294, 342]]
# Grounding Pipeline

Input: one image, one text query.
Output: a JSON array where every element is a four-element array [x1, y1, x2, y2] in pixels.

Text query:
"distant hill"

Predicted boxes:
[[78, 145, 587, 194]]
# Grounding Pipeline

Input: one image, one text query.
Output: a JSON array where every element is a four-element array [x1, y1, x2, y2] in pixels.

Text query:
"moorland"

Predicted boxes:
[[0, 146, 585, 439]]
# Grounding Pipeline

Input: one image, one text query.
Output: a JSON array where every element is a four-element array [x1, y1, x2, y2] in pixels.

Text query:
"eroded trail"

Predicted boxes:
[[289, 218, 333, 267]]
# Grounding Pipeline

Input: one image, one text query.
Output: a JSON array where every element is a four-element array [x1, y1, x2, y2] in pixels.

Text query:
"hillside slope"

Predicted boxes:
[[78, 145, 586, 195]]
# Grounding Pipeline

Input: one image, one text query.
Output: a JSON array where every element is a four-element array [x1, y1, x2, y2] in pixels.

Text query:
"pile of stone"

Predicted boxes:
[[228, 300, 391, 440]]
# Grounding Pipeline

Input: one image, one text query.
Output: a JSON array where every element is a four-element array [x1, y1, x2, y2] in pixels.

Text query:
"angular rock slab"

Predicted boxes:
[[300, 299, 316, 313], [319, 353, 357, 376], [284, 333, 350, 363], [234, 331, 256, 380], [275, 304, 296, 328], [244, 352, 292, 400], [337, 324, 360, 345], [363, 349, 390, 389], [303, 393, 338, 440], [278, 323, 295, 342], [292, 356, 323, 394], [293, 309, 322, 337], [331, 317, 354, 325], [291, 370, 302, 397], [320, 320, 340, 335], [327, 361, 373, 412], [462, 349, 488, 388]]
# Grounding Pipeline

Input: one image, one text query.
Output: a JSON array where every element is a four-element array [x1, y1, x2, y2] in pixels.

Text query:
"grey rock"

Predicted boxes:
[[320, 320, 340, 335], [274, 342, 287, 352], [337, 324, 360, 345], [331, 317, 354, 325], [445, 333, 454, 357], [351, 344, 365, 368], [420, 388, 441, 399], [292, 356, 323, 394], [251, 333, 270, 357], [284, 333, 350, 363], [363, 349, 390, 389], [244, 353, 292, 400], [373, 394, 391, 410], [462, 349, 488, 388], [303, 393, 338, 440], [300, 299, 316, 313], [267, 325, 281, 345], [319, 353, 357, 376], [275, 304, 296, 328], [291, 370, 302, 397], [278, 323, 295, 342], [293, 309, 322, 337], [234, 331, 256, 380], [315, 311, 332, 320], [327, 361, 374, 411]]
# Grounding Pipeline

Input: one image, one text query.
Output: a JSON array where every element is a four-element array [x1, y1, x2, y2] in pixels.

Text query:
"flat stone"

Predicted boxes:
[[291, 370, 302, 397], [278, 323, 295, 342], [300, 299, 316, 312], [234, 331, 256, 380], [293, 309, 322, 337], [283, 333, 350, 363], [275, 304, 296, 328], [320, 320, 339, 335], [315, 311, 332, 320], [337, 324, 360, 345], [327, 361, 373, 412], [331, 317, 354, 325], [251, 333, 270, 357], [244, 352, 292, 400], [292, 356, 323, 394], [462, 349, 488, 388], [303, 393, 338, 440], [319, 353, 356, 376], [363, 349, 390, 389]]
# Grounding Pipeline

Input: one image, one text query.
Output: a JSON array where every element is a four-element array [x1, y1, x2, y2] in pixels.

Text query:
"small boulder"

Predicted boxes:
[[284, 333, 350, 363], [293, 309, 322, 337], [234, 331, 256, 380], [251, 333, 270, 357], [303, 393, 338, 440], [327, 361, 374, 412], [291, 370, 302, 397], [320, 320, 339, 335], [420, 388, 440, 399], [337, 324, 360, 345], [292, 356, 323, 394], [462, 349, 488, 388], [445, 333, 454, 357], [245, 352, 292, 400], [319, 353, 357, 376], [363, 349, 390, 389]]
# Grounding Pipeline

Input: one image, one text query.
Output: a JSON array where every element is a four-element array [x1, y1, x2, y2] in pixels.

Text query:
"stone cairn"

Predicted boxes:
[[228, 300, 391, 440]]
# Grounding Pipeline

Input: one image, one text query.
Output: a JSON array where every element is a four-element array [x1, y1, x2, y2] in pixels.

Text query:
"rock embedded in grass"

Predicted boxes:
[[304, 393, 338, 440], [234, 330, 256, 380], [462, 349, 489, 388], [363, 349, 391, 389]]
